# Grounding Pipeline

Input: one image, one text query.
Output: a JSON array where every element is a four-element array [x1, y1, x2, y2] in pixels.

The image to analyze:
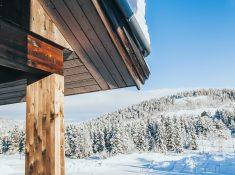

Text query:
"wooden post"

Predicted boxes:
[[25, 74, 65, 175]]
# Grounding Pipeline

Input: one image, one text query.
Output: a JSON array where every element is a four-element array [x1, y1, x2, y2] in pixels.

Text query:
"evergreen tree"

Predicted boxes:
[[164, 117, 176, 151], [92, 128, 105, 154], [174, 118, 184, 153], [75, 126, 93, 158], [190, 128, 198, 150], [2, 135, 10, 154], [155, 121, 167, 153], [214, 120, 230, 139], [146, 120, 156, 151], [110, 123, 128, 155], [18, 130, 25, 155]]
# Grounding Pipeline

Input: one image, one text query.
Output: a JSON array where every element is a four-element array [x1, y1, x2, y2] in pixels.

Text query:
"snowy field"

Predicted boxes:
[[1, 139, 235, 175], [0, 89, 234, 174], [1, 152, 235, 175]]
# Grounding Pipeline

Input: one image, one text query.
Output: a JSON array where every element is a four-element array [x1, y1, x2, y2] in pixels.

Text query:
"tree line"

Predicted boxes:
[[0, 89, 234, 158]]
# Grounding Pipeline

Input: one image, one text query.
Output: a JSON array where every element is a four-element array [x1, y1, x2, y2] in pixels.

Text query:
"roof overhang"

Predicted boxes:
[[38, 0, 150, 89], [0, 0, 151, 105]]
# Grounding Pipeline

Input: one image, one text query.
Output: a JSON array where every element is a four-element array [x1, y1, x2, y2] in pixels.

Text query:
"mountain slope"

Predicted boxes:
[[0, 89, 234, 158], [65, 89, 235, 158]]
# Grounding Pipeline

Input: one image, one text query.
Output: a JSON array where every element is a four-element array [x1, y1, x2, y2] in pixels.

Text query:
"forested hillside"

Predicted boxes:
[[0, 89, 235, 159]]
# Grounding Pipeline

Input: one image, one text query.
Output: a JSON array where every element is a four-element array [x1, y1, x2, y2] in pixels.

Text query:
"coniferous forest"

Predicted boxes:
[[0, 89, 234, 159]]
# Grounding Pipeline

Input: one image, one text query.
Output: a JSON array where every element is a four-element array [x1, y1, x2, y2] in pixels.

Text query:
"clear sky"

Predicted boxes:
[[144, 0, 235, 90], [1, 0, 235, 121]]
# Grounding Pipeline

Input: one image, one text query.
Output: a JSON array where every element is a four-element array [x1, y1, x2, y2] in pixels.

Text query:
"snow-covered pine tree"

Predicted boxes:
[[188, 122, 198, 150], [196, 114, 209, 137], [110, 123, 129, 156], [132, 120, 148, 151], [179, 117, 188, 148], [18, 130, 25, 156], [155, 120, 167, 153], [146, 120, 156, 151], [164, 117, 176, 151], [74, 126, 93, 158], [92, 127, 105, 154], [104, 124, 112, 154], [8, 128, 19, 154], [65, 125, 79, 157], [2, 134, 10, 154], [174, 118, 184, 153], [190, 128, 198, 150], [214, 119, 230, 139], [64, 130, 71, 157], [136, 120, 149, 152]]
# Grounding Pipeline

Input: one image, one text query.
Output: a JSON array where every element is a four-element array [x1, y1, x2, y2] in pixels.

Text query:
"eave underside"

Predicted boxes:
[[0, 0, 150, 106], [39, 0, 136, 91]]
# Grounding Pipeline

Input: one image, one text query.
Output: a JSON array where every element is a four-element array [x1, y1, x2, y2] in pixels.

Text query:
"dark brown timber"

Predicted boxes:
[[0, 19, 64, 75]]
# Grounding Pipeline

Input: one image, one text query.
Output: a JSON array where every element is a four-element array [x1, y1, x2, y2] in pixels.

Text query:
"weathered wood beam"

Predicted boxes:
[[0, 19, 64, 75], [25, 74, 64, 175]]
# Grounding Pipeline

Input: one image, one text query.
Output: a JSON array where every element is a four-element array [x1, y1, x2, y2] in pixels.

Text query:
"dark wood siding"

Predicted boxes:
[[0, 0, 30, 29], [39, 0, 136, 90], [64, 53, 101, 95], [0, 79, 26, 106], [0, 0, 151, 105], [0, 19, 64, 75]]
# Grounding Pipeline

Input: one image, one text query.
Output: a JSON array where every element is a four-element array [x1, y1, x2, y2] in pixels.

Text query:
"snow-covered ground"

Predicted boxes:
[[1, 138, 235, 175], [1, 152, 234, 175], [0, 89, 234, 174]]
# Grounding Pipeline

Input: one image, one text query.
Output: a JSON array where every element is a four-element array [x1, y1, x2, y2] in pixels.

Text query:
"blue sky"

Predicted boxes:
[[144, 0, 235, 90], [1, 0, 235, 121]]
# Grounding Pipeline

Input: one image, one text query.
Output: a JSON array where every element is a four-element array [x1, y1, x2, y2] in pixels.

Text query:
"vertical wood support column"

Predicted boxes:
[[25, 74, 65, 175]]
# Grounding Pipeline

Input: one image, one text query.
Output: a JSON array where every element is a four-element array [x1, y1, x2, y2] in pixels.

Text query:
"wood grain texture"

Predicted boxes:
[[26, 74, 64, 175], [0, 0, 151, 103], [27, 35, 64, 74], [91, 0, 141, 88], [30, 0, 72, 50], [39, 0, 110, 90], [0, 19, 64, 74], [78, 0, 134, 87], [50, 0, 118, 88], [64, 0, 126, 87], [63, 56, 101, 95]]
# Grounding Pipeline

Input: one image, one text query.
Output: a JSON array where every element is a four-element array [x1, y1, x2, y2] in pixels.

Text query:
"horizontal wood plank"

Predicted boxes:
[[0, 97, 25, 106], [64, 59, 83, 69], [0, 19, 64, 74], [65, 78, 97, 89], [65, 73, 93, 83], [64, 66, 88, 76], [0, 79, 27, 105], [0, 79, 27, 89], [65, 84, 101, 96]]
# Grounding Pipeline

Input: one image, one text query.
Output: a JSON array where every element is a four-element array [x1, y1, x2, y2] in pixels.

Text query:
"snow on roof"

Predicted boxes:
[[127, 0, 151, 45]]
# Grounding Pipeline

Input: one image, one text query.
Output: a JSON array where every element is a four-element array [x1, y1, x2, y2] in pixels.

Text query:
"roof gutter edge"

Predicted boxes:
[[114, 0, 151, 57]]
